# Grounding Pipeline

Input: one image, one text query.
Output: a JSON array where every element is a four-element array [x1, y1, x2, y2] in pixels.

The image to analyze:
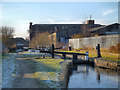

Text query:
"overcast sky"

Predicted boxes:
[[0, 0, 119, 38]]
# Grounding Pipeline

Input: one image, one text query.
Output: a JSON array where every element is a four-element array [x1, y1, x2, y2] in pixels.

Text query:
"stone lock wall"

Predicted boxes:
[[94, 58, 120, 71], [59, 60, 73, 88]]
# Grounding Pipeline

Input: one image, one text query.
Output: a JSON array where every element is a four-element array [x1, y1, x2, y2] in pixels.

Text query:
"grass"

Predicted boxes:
[[21, 54, 64, 88], [33, 58, 64, 88], [101, 57, 119, 62], [57, 50, 120, 62], [20, 53, 43, 58], [34, 58, 64, 72]]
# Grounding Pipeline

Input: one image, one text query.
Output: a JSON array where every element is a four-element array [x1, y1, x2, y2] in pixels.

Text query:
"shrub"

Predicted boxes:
[[115, 44, 120, 53], [109, 44, 120, 53], [72, 34, 84, 39]]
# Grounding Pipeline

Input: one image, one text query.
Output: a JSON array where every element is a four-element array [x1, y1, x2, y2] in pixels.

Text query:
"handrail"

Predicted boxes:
[[54, 51, 86, 56], [40, 50, 86, 56]]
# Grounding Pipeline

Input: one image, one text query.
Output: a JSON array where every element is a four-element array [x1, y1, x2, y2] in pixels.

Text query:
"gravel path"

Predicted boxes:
[[2, 53, 64, 88], [11, 54, 41, 88], [2, 54, 16, 88], [0, 55, 2, 89]]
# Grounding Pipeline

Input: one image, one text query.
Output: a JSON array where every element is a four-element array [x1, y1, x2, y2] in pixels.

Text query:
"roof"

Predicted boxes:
[[33, 24, 101, 26], [11, 38, 26, 43], [89, 23, 120, 33]]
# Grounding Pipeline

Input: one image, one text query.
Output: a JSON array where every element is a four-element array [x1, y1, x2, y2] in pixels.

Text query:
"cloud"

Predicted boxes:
[[103, 9, 116, 16], [38, 18, 83, 24], [7, 20, 30, 39], [13, 18, 83, 38], [48, 19, 55, 24], [57, 20, 82, 24]]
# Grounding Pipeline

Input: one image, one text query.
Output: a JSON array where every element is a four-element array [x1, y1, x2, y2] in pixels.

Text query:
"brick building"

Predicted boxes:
[[29, 19, 102, 44], [12, 37, 29, 49]]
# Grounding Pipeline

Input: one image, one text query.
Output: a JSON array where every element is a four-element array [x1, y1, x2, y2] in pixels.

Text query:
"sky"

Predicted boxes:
[[0, 0, 119, 38]]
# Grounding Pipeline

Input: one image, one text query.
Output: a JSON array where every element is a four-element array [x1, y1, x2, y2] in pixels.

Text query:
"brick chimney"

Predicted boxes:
[[29, 22, 33, 30], [87, 20, 95, 25], [87, 15, 95, 25]]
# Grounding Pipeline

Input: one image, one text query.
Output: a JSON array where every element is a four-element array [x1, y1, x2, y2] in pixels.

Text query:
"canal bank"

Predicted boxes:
[[94, 58, 120, 71], [59, 57, 120, 88], [77, 57, 120, 71], [68, 64, 119, 88], [59, 60, 73, 88]]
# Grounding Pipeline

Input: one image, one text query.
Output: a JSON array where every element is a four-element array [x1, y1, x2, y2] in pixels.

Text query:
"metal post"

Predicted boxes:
[[73, 55, 77, 60], [96, 44, 102, 57], [43, 55, 45, 58], [52, 44, 54, 58], [69, 46, 71, 51], [85, 52, 89, 60], [73, 55, 77, 63], [62, 54, 66, 59], [42, 46, 43, 50]]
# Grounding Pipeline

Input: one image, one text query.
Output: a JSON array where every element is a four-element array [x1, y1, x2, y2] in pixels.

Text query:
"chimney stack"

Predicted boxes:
[[29, 22, 33, 29]]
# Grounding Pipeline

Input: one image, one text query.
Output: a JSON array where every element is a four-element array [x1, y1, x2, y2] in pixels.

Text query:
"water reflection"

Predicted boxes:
[[77, 64, 89, 75], [68, 64, 119, 88], [96, 73, 100, 83]]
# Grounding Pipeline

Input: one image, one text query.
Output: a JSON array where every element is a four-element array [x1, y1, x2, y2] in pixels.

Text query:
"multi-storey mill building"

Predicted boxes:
[[29, 19, 103, 46]]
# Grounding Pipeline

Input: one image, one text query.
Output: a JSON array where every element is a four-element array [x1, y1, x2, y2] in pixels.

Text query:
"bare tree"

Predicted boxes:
[[81, 15, 92, 37], [29, 32, 52, 48], [0, 26, 15, 48]]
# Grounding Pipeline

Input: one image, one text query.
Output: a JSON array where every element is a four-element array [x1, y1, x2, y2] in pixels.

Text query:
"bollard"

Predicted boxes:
[[85, 52, 89, 60], [69, 46, 71, 51], [96, 44, 102, 57]]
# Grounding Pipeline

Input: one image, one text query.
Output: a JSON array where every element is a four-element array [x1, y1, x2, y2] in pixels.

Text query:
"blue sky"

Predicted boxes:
[[1, 1, 119, 38]]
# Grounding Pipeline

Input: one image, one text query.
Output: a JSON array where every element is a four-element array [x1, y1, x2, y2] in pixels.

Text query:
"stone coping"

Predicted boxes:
[[94, 58, 120, 71]]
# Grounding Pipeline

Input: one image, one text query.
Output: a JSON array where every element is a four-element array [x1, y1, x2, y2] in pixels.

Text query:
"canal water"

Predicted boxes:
[[68, 64, 119, 88]]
